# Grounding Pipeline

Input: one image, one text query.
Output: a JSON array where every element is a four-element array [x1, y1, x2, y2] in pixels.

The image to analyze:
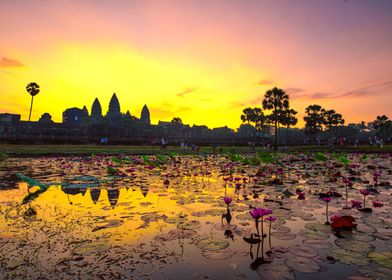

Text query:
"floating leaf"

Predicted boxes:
[[368, 252, 392, 269], [72, 242, 110, 255], [196, 238, 229, 251], [303, 239, 332, 249], [327, 249, 369, 266], [256, 264, 295, 280], [285, 253, 321, 273], [202, 249, 233, 260], [288, 245, 318, 258]]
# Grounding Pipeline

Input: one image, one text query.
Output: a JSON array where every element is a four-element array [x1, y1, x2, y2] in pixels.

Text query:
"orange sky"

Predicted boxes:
[[0, 0, 391, 128]]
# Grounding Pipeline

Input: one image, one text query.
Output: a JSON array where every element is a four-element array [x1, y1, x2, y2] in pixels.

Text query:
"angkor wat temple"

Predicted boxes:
[[0, 93, 265, 145]]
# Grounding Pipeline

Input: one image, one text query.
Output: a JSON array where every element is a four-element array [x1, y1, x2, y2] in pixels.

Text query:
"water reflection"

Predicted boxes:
[[0, 154, 391, 279]]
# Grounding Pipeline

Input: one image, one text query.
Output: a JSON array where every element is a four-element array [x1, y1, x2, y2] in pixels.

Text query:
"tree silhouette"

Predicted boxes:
[[304, 104, 325, 142], [281, 108, 298, 145], [240, 107, 266, 138], [262, 87, 289, 151], [323, 109, 345, 140], [372, 115, 391, 140], [26, 82, 40, 122], [171, 117, 183, 126]]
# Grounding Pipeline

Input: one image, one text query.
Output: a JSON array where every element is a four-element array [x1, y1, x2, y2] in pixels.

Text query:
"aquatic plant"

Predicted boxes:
[[359, 189, 370, 208], [322, 197, 332, 225], [351, 199, 363, 209], [372, 200, 383, 208]]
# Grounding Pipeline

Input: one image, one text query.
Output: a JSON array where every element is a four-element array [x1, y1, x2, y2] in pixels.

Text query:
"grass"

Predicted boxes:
[[0, 144, 390, 157]]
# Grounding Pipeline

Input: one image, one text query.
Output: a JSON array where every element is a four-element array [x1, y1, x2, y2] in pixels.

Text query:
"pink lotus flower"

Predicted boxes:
[[224, 197, 233, 205], [373, 170, 381, 177], [250, 208, 270, 220], [372, 200, 383, 208], [330, 214, 341, 223], [265, 216, 277, 222], [351, 200, 363, 209], [343, 178, 351, 184], [323, 197, 332, 203], [359, 189, 370, 196], [297, 192, 305, 200]]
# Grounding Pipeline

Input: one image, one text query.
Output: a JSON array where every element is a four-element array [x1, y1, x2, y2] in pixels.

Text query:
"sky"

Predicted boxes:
[[0, 0, 391, 128]]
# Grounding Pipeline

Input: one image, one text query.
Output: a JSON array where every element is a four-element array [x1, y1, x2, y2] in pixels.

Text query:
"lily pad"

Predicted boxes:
[[298, 229, 329, 240], [201, 249, 233, 260], [327, 249, 369, 266], [303, 239, 332, 249], [72, 242, 110, 255], [368, 252, 392, 269], [177, 220, 201, 230], [196, 238, 230, 251], [285, 253, 321, 273], [271, 232, 297, 240], [288, 245, 318, 258], [335, 239, 375, 253], [256, 264, 295, 280]]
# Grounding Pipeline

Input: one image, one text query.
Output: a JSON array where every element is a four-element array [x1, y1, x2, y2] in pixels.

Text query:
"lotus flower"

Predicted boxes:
[[297, 192, 305, 200], [372, 200, 383, 208], [359, 189, 370, 196], [250, 208, 265, 220], [224, 197, 233, 205], [265, 216, 277, 222], [351, 200, 363, 209], [323, 197, 332, 224]]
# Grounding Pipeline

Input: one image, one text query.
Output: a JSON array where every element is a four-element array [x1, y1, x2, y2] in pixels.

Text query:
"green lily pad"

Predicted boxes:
[[196, 238, 230, 251], [368, 252, 392, 268], [177, 220, 201, 230], [201, 249, 233, 260], [335, 239, 375, 253], [303, 239, 332, 249], [256, 264, 295, 280], [288, 245, 318, 258], [285, 253, 321, 273], [298, 229, 329, 240], [304, 222, 330, 232], [328, 249, 369, 266], [72, 242, 110, 255], [272, 232, 297, 240]]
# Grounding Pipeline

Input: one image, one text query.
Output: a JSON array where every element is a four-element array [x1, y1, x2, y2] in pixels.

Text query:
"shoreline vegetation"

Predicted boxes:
[[0, 144, 391, 157]]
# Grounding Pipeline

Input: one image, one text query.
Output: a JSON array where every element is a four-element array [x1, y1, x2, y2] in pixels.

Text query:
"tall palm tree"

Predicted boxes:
[[262, 87, 289, 151], [26, 82, 40, 122], [304, 104, 325, 143], [281, 108, 298, 145]]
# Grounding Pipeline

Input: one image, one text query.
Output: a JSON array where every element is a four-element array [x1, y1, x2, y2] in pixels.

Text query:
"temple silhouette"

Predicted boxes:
[[0, 93, 270, 145]]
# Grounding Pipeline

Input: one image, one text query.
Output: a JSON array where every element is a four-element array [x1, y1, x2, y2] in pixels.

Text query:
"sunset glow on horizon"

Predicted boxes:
[[1, 0, 391, 128]]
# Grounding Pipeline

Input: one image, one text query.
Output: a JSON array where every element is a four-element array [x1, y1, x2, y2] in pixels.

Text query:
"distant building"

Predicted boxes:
[[140, 104, 151, 125], [38, 113, 53, 124], [106, 93, 122, 121], [0, 113, 20, 123], [63, 107, 88, 126], [91, 98, 103, 123]]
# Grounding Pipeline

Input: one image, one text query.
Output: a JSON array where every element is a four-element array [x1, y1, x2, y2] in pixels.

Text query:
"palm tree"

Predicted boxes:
[[323, 109, 345, 140], [26, 82, 40, 122], [240, 107, 266, 140], [304, 104, 325, 143], [262, 87, 289, 151], [281, 108, 298, 145], [373, 115, 391, 140]]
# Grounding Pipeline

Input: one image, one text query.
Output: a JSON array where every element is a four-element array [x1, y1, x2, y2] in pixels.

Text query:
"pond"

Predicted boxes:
[[0, 153, 391, 279]]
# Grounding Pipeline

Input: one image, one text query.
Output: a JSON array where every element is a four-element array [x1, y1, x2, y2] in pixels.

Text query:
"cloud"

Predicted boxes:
[[254, 79, 273, 86], [338, 78, 392, 98], [177, 106, 191, 112], [308, 92, 333, 99], [148, 107, 173, 120], [177, 87, 197, 97], [285, 87, 305, 94], [0, 57, 24, 67]]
